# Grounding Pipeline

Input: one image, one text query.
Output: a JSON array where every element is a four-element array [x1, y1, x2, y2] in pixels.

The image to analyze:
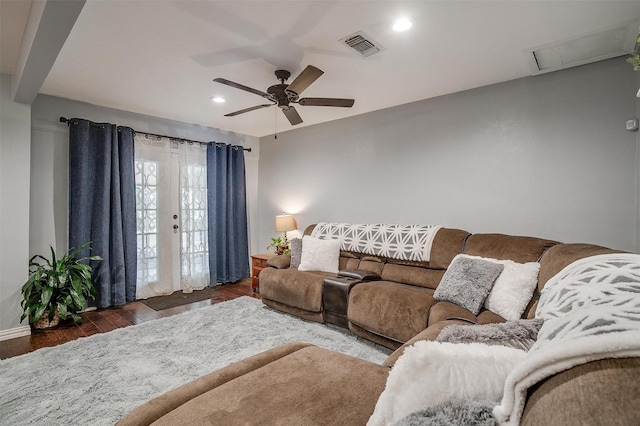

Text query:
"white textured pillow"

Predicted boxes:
[[367, 341, 526, 426], [457, 254, 540, 320], [297, 236, 340, 273], [483, 260, 540, 321]]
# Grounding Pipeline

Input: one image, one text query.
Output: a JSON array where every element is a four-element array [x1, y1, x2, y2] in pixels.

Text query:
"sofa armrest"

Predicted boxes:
[[382, 319, 473, 367], [117, 342, 311, 426], [338, 269, 381, 281], [427, 301, 478, 326], [267, 254, 291, 269], [521, 357, 640, 426]]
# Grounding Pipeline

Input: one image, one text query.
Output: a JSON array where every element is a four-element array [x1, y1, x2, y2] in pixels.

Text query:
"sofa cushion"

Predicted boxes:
[[348, 281, 435, 344], [166, 346, 387, 425], [119, 343, 389, 426], [298, 235, 341, 273], [341, 256, 361, 270], [358, 260, 385, 276], [537, 243, 622, 291], [259, 268, 331, 313], [433, 255, 503, 315], [380, 263, 445, 289], [464, 233, 557, 263], [429, 228, 471, 270], [368, 341, 526, 426]]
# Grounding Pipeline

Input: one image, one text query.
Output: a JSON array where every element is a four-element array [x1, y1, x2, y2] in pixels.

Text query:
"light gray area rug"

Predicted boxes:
[[0, 296, 391, 425]]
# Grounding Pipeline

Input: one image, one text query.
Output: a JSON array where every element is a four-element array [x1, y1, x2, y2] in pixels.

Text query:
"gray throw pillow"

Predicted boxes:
[[392, 400, 497, 426], [290, 238, 302, 268], [436, 318, 544, 351], [433, 256, 503, 315]]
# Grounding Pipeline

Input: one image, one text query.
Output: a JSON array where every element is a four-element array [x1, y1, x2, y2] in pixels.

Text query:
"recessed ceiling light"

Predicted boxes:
[[211, 96, 226, 103], [392, 18, 412, 32]]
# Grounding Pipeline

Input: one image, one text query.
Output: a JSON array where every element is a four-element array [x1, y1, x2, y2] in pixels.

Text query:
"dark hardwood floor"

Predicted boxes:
[[0, 279, 258, 360]]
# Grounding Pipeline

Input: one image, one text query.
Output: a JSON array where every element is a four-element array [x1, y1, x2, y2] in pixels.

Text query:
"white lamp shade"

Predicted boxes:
[[275, 214, 297, 232]]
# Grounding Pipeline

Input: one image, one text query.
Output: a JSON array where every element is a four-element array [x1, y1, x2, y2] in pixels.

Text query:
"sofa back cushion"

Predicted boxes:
[[429, 228, 471, 270], [381, 263, 445, 289], [303, 224, 316, 236], [520, 243, 623, 319], [537, 243, 622, 291], [357, 260, 386, 276], [464, 234, 557, 263], [339, 257, 361, 270]]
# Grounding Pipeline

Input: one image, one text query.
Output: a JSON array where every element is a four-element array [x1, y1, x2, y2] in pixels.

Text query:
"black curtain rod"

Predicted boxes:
[[59, 116, 251, 152]]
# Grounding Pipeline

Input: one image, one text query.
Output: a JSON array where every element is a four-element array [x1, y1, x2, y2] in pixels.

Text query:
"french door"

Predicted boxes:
[[134, 135, 209, 299]]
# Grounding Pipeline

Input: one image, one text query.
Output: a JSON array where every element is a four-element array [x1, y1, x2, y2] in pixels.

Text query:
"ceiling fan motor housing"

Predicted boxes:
[[268, 83, 297, 107]]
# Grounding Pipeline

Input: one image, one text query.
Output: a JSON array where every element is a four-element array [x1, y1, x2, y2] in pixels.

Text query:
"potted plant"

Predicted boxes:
[[20, 242, 102, 329], [627, 28, 640, 71], [266, 236, 290, 255]]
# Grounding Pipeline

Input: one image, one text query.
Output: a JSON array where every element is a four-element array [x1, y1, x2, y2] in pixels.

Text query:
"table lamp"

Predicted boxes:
[[275, 214, 297, 245]]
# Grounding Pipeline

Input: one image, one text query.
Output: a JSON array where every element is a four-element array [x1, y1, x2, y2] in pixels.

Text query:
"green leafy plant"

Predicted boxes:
[[627, 51, 640, 71], [627, 30, 640, 71], [266, 236, 290, 255], [20, 242, 102, 327]]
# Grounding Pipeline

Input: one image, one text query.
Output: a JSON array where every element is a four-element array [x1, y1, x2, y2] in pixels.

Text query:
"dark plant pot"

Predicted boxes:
[[32, 309, 60, 329]]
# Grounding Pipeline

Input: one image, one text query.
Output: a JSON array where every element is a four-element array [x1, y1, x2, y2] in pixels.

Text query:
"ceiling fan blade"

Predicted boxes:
[[282, 106, 303, 125], [298, 98, 355, 108], [213, 78, 269, 98], [285, 65, 324, 96], [224, 104, 273, 117]]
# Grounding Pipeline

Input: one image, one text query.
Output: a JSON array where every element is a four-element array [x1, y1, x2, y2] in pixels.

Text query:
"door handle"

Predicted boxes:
[[173, 224, 179, 230]]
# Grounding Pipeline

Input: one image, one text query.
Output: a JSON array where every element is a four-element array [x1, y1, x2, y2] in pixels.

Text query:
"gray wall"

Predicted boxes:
[[29, 94, 261, 264], [258, 58, 639, 253], [0, 74, 32, 334]]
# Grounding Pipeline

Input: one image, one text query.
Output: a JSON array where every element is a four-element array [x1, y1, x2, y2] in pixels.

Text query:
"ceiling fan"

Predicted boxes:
[[213, 65, 355, 126]]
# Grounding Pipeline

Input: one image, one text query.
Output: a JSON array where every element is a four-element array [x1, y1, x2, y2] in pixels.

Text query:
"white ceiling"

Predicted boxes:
[[3, 1, 640, 137]]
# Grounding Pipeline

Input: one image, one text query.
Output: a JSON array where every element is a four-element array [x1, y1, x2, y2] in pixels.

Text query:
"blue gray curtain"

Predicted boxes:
[[68, 119, 137, 307], [207, 143, 250, 284]]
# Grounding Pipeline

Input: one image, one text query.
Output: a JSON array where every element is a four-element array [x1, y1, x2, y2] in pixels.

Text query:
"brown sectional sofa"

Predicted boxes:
[[261, 226, 559, 350], [118, 225, 640, 425]]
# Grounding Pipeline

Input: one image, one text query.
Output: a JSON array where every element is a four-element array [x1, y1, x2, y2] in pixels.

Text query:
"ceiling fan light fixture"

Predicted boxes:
[[392, 18, 413, 32], [211, 96, 226, 103]]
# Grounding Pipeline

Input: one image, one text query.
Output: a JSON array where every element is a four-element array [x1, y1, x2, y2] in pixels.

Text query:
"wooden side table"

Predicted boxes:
[[251, 253, 275, 293]]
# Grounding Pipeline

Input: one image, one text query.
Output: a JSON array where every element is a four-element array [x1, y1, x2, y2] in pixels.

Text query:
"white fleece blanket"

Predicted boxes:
[[493, 253, 640, 425], [311, 222, 442, 262], [368, 341, 526, 426]]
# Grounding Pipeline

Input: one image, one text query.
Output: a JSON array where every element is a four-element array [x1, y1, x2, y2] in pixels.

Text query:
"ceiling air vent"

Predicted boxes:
[[525, 22, 638, 75], [340, 31, 382, 57]]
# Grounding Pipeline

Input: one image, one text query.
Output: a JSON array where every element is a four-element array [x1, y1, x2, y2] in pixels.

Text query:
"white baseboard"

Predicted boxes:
[[0, 326, 31, 341]]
